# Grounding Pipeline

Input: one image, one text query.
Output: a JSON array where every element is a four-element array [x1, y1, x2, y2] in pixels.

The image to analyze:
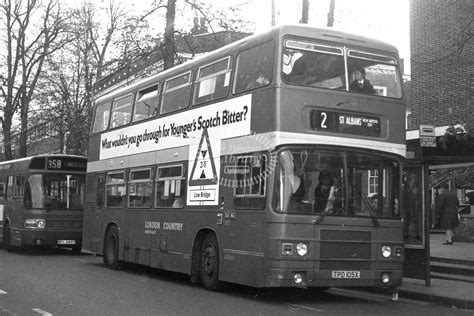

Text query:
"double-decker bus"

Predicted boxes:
[[0, 155, 87, 251], [83, 25, 405, 293]]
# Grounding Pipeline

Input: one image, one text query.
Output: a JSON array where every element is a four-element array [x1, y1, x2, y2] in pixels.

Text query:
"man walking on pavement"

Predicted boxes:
[[435, 182, 460, 245]]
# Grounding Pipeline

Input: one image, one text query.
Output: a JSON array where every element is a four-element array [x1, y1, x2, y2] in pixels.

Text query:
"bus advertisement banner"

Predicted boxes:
[[99, 94, 252, 206]]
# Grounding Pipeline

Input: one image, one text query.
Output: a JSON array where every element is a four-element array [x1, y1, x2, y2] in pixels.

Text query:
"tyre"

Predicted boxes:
[[200, 233, 221, 291], [104, 226, 121, 270]]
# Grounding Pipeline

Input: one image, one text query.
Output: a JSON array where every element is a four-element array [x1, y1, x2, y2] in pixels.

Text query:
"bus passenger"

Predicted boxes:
[[313, 171, 333, 212], [172, 197, 184, 208], [349, 68, 375, 94], [280, 151, 306, 211], [325, 175, 343, 214]]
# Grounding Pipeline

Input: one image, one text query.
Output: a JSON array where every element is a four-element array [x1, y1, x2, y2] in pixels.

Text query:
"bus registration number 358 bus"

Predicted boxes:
[[332, 271, 360, 279]]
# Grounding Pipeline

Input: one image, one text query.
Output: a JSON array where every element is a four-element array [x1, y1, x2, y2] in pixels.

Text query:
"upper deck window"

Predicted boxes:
[[133, 85, 159, 122], [161, 72, 192, 115], [347, 50, 402, 98], [282, 40, 344, 89], [194, 57, 231, 105], [234, 41, 274, 94], [92, 102, 112, 133], [111, 95, 133, 128], [282, 39, 403, 99]]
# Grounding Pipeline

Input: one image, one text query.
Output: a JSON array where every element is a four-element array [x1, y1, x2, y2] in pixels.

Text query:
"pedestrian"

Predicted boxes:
[[403, 172, 422, 241], [435, 183, 459, 245]]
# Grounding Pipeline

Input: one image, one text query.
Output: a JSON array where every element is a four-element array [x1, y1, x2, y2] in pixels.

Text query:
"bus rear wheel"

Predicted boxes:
[[200, 233, 221, 291], [104, 226, 121, 270]]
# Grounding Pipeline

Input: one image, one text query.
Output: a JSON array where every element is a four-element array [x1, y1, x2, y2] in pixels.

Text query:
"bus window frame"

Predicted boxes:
[[233, 40, 275, 95], [92, 101, 112, 134], [193, 56, 232, 106], [105, 171, 127, 208], [110, 94, 134, 129], [281, 38, 345, 90], [0, 176, 6, 201], [128, 167, 153, 209], [133, 84, 161, 123], [160, 71, 193, 115], [346, 49, 403, 99], [233, 154, 267, 210], [14, 176, 24, 197], [155, 164, 186, 209]]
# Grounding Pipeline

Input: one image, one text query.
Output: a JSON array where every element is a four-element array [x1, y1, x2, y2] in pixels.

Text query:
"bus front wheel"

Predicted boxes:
[[200, 233, 221, 291], [104, 226, 121, 270]]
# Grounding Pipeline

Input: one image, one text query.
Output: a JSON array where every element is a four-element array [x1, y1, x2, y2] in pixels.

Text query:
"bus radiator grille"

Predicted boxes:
[[319, 230, 372, 267]]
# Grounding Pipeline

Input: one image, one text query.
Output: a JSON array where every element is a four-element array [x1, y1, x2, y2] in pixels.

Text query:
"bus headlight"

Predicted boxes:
[[25, 219, 46, 229], [381, 246, 392, 258], [296, 243, 308, 256]]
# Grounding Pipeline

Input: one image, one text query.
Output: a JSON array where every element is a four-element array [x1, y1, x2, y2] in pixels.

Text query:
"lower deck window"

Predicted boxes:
[[234, 155, 266, 209], [106, 172, 126, 207], [155, 165, 185, 208], [128, 169, 152, 208]]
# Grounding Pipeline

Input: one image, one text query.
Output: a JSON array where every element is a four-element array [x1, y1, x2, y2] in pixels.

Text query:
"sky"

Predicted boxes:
[[240, 0, 410, 60], [102, 0, 410, 61]]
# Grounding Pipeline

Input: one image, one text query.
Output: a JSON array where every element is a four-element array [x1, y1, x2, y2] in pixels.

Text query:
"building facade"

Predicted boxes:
[[408, 0, 474, 248], [410, 0, 473, 129]]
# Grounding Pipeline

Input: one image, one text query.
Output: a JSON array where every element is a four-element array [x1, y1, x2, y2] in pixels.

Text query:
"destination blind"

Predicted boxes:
[[310, 110, 381, 137]]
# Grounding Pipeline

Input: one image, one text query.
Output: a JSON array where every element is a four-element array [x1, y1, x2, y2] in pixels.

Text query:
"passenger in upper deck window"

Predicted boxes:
[[349, 68, 375, 94]]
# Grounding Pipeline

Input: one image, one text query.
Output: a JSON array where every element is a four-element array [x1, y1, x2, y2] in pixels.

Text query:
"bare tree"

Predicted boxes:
[[0, 0, 69, 160], [32, 0, 129, 156], [327, 0, 335, 27], [300, 0, 309, 24], [142, 0, 249, 70]]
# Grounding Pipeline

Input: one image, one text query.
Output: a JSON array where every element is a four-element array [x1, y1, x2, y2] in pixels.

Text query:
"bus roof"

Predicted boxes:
[[94, 24, 400, 103]]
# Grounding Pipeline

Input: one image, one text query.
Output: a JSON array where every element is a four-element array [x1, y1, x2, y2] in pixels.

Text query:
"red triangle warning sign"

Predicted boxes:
[[189, 128, 218, 186]]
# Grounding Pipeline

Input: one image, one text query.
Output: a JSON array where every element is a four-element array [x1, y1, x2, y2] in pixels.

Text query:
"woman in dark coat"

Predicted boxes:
[[435, 183, 459, 245]]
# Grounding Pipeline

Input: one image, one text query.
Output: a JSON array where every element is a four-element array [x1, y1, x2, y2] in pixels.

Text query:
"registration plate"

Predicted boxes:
[[331, 271, 360, 279], [57, 240, 76, 245]]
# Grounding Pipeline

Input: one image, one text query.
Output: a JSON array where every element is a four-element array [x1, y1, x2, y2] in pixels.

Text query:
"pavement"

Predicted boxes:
[[391, 233, 474, 309]]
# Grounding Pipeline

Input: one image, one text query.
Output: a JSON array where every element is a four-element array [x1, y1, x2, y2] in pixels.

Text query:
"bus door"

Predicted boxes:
[[218, 154, 267, 286], [0, 176, 6, 241]]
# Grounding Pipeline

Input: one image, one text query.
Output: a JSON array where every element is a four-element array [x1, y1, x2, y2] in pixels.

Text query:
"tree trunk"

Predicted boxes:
[[327, 0, 336, 27], [2, 111, 13, 161], [163, 0, 176, 70], [19, 94, 29, 157], [300, 0, 309, 24]]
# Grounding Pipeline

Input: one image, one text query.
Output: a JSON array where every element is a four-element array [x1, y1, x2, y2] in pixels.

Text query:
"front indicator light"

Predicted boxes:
[[282, 243, 293, 255], [25, 219, 36, 228], [37, 220, 46, 229], [381, 273, 391, 284], [382, 246, 392, 258], [293, 273, 303, 284], [296, 243, 308, 256]]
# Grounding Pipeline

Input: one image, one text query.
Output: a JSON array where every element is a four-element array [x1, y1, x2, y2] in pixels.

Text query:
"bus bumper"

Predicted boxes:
[[264, 268, 403, 289], [11, 228, 82, 248]]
